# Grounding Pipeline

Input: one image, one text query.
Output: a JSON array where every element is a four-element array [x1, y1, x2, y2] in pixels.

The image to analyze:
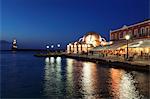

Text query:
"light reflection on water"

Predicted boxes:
[[44, 57, 62, 97], [110, 68, 121, 98], [82, 62, 99, 98], [119, 71, 143, 99], [110, 68, 144, 99], [43, 57, 149, 98], [2, 52, 148, 98]]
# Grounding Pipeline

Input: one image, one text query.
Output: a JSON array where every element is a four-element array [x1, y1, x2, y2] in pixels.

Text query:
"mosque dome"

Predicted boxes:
[[82, 32, 101, 47]]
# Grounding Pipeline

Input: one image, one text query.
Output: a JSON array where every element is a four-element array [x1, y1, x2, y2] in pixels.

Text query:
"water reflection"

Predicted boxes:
[[119, 72, 143, 99], [56, 57, 61, 65], [45, 57, 50, 63], [110, 68, 145, 99], [82, 62, 99, 98], [43, 57, 149, 98], [1, 52, 148, 98], [43, 57, 62, 97], [50, 57, 55, 64], [71, 60, 83, 98], [66, 59, 73, 96], [110, 68, 122, 98]]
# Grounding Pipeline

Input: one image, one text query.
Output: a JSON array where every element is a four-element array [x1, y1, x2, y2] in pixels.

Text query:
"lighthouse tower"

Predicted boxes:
[[12, 39, 18, 50]]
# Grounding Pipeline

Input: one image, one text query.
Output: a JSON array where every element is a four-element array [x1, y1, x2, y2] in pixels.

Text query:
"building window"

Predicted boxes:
[[111, 34, 114, 40], [134, 29, 138, 37], [145, 27, 150, 36], [140, 27, 145, 36], [128, 30, 132, 37], [112, 34, 115, 40], [119, 32, 123, 38], [128, 30, 132, 34], [113, 33, 117, 40], [123, 31, 126, 38], [111, 33, 117, 40], [115, 33, 118, 40], [113, 34, 115, 40]]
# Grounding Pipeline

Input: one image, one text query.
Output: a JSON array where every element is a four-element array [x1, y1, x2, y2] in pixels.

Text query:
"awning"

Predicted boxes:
[[128, 39, 150, 48], [91, 42, 126, 51], [91, 38, 150, 51]]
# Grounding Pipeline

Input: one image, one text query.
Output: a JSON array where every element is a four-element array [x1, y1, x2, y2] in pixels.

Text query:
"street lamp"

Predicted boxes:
[[51, 45, 54, 52], [46, 45, 50, 53], [46, 45, 50, 49], [57, 44, 60, 48], [125, 35, 130, 60], [51, 45, 54, 48], [57, 44, 61, 53]]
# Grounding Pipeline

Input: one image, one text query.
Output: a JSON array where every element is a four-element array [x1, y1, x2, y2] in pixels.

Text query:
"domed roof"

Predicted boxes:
[[82, 32, 101, 47], [84, 32, 100, 38]]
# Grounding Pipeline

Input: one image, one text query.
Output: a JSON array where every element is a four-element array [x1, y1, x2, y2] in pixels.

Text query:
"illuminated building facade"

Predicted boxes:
[[67, 32, 112, 54], [109, 20, 150, 56], [92, 20, 150, 59], [12, 39, 18, 50], [110, 20, 150, 41], [119, 39, 150, 57]]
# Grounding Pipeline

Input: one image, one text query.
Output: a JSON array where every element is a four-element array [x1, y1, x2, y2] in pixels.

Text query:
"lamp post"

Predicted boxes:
[[46, 45, 50, 53], [51, 45, 54, 48], [57, 44, 60, 48], [46, 45, 49, 49], [51, 45, 54, 52], [57, 44, 61, 53], [125, 35, 130, 60]]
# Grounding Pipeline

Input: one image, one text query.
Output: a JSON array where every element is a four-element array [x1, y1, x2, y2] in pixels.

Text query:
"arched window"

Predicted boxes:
[[145, 27, 150, 36], [123, 31, 126, 38], [140, 27, 145, 36], [114, 33, 117, 40], [128, 30, 132, 37], [111, 34, 113, 40], [128, 30, 132, 34], [134, 29, 138, 37], [119, 32, 123, 38]]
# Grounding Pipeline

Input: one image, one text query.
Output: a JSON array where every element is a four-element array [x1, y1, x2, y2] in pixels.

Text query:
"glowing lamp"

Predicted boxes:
[[125, 35, 130, 40], [57, 44, 60, 47], [139, 41, 143, 44], [46, 45, 49, 49], [125, 34, 130, 60], [88, 44, 91, 47], [51, 45, 54, 48]]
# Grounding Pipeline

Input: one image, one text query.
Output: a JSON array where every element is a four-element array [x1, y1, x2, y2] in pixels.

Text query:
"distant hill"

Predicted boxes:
[[0, 40, 11, 50]]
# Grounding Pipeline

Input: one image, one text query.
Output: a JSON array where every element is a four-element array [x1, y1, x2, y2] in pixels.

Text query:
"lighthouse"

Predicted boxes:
[[12, 39, 18, 50]]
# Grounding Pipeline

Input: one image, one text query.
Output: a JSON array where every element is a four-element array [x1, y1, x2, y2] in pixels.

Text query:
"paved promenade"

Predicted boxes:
[[67, 54, 150, 66], [66, 53, 150, 71]]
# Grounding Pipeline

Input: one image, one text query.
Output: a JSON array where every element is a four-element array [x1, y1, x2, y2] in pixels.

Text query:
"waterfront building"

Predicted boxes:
[[12, 39, 18, 50], [92, 19, 150, 59], [67, 32, 112, 54], [110, 19, 150, 41]]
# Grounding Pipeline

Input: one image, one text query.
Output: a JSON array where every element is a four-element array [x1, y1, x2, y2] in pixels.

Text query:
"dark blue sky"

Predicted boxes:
[[1, 0, 149, 49]]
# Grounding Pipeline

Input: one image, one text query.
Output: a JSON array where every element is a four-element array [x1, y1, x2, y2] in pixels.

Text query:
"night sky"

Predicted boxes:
[[1, 0, 149, 49]]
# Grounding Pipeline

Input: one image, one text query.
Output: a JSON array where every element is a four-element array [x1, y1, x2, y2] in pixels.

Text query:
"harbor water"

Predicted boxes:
[[1, 51, 149, 98]]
